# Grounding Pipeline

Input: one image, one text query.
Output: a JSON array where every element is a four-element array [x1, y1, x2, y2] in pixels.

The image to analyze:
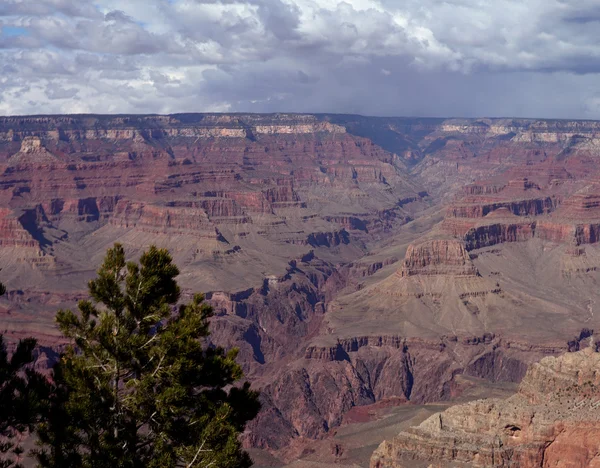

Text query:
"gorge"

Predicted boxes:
[[2, 113, 600, 466]]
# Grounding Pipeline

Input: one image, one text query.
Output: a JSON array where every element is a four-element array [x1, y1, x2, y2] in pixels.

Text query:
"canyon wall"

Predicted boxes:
[[3, 114, 600, 464], [371, 347, 600, 468]]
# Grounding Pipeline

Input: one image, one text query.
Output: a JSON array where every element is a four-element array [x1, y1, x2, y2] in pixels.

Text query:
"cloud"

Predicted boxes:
[[0, 0, 599, 117], [0, 0, 100, 18]]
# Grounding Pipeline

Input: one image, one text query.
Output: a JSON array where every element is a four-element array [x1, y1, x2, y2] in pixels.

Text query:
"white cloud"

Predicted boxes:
[[0, 0, 600, 117]]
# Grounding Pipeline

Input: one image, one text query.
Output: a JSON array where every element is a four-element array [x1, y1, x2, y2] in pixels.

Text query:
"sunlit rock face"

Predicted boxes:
[[371, 348, 600, 468]]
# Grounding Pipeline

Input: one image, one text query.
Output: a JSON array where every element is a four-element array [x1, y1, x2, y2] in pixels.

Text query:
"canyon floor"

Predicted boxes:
[[2, 114, 600, 465]]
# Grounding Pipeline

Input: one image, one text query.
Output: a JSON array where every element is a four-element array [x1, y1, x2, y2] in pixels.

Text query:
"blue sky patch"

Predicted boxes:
[[2, 26, 29, 37]]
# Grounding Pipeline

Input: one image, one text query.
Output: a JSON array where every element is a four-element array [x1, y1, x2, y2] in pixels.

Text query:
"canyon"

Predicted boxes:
[[2, 114, 600, 466]]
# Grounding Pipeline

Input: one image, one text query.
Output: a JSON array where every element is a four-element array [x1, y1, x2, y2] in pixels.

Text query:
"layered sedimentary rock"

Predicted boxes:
[[557, 189, 600, 220], [247, 328, 567, 453], [109, 201, 221, 238], [7, 114, 600, 465], [43, 197, 120, 223], [9, 136, 60, 165], [0, 208, 40, 248], [447, 196, 554, 219], [371, 347, 600, 468], [533, 187, 600, 245], [0, 113, 419, 296], [464, 221, 536, 250], [401, 239, 478, 276], [0, 207, 54, 268]]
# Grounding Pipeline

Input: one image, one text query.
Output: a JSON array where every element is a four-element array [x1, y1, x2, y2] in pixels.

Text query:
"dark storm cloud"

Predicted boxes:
[[1, 0, 600, 117]]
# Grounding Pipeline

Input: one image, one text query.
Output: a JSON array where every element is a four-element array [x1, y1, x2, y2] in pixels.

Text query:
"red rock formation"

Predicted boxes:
[[168, 199, 249, 224], [440, 218, 480, 237], [447, 197, 555, 219], [8, 136, 60, 166], [262, 186, 305, 208], [558, 187, 600, 217], [371, 347, 600, 468], [0, 209, 40, 248], [401, 239, 478, 276], [8, 114, 600, 462], [109, 200, 222, 239], [464, 222, 536, 250], [41, 196, 119, 223], [536, 221, 600, 245], [248, 332, 558, 452]]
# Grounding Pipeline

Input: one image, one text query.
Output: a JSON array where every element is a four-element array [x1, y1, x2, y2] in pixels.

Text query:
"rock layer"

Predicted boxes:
[[371, 347, 600, 468], [401, 239, 478, 277], [6, 114, 600, 462]]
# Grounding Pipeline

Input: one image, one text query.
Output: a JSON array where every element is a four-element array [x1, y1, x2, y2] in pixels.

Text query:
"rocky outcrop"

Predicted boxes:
[[42, 196, 120, 223], [463, 183, 505, 196], [306, 230, 350, 248], [253, 121, 345, 135], [0, 208, 40, 248], [262, 185, 304, 208], [440, 182, 600, 250], [200, 191, 274, 214], [205, 254, 346, 374], [168, 199, 250, 223], [556, 190, 600, 220], [0, 208, 55, 268], [464, 222, 536, 250], [437, 118, 600, 141], [323, 215, 369, 232], [8, 136, 59, 165], [448, 197, 555, 219], [371, 347, 600, 468], [346, 256, 399, 278], [446, 218, 600, 251], [109, 200, 224, 240], [0, 114, 345, 144], [401, 239, 478, 276], [537, 221, 600, 245]]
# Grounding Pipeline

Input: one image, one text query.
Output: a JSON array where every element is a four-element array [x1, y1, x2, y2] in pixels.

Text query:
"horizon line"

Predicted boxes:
[[0, 112, 599, 123]]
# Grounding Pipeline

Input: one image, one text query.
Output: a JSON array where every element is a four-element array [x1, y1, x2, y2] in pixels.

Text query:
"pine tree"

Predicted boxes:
[[0, 282, 49, 468], [36, 244, 260, 468]]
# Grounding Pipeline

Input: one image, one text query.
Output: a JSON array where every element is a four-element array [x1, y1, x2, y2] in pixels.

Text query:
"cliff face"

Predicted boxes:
[[247, 332, 556, 452], [401, 239, 478, 276], [0, 113, 420, 299], [7, 113, 600, 464], [371, 347, 600, 468], [447, 196, 555, 219], [464, 222, 536, 250]]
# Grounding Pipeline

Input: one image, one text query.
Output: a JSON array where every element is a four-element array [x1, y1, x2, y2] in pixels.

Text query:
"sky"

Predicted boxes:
[[1, 0, 600, 118]]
